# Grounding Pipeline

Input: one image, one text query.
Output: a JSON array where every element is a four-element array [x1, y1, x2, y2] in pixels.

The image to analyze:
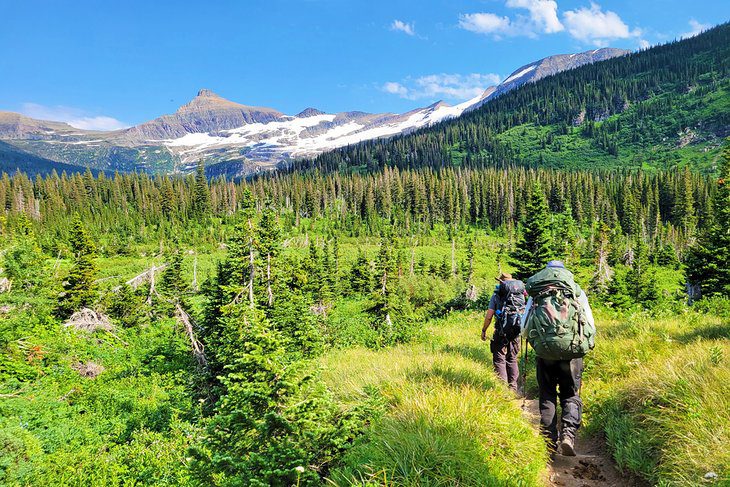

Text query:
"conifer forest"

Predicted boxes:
[[1, 19, 729, 487]]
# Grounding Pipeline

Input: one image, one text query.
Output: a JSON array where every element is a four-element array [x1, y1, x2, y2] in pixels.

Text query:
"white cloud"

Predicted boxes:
[[681, 19, 710, 39], [21, 103, 129, 131], [459, 0, 563, 38], [638, 38, 650, 49], [459, 12, 512, 36], [382, 82, 409, 96], [506, 0, 563, 33], [562, 2, 640, 46], [391, 19, 416, 36], [382, 73, 501, 101]]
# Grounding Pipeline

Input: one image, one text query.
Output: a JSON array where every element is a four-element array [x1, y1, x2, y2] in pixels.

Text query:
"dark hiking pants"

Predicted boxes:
[[490, 335, 520, 391], [536, 357, 583, 445]]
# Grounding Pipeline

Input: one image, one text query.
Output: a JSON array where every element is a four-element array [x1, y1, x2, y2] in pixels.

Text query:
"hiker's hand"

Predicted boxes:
[[481, 330, 487, 341]]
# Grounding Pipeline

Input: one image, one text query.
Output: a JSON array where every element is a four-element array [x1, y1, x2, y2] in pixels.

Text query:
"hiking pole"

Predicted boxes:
[[521, 335, 528, 410]]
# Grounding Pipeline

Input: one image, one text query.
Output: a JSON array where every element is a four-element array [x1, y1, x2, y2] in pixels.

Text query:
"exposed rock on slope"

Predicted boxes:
[[0, 48, 630, 176]]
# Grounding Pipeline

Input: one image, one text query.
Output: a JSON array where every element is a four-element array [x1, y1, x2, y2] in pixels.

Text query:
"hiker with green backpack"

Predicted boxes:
[[521, 260, 596, 456]]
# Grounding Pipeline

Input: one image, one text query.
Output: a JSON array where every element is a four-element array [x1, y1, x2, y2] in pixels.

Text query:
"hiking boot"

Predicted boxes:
[[559, 436, 576, 456]]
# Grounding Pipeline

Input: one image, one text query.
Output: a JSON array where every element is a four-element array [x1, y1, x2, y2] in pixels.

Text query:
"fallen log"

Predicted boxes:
[[175, 302, 207, 368]]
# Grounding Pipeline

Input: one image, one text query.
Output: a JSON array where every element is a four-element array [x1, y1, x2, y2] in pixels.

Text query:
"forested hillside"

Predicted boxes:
[[300, 23, 730, 174]]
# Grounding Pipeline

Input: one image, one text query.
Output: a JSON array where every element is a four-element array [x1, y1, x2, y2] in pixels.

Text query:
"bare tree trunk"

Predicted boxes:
[[175, 302, 207, 368], [410, 248, 415, 276], [266, 253, 273, 306], [248, 246, 255, 308], [52, 249, 62, 278], [191, 255, 199, 292], [147, 265, 156, 305], [451, 237, 456, 276]]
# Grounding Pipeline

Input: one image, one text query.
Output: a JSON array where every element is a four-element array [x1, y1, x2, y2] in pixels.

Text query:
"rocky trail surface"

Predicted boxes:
[[520, 399, 645, 487]]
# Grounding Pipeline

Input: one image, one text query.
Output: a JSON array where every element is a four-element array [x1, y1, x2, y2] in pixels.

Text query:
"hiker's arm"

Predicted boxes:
[[578, 291, 595, 328], [520, 297, 533, 337], [481, 309, 495, 341]]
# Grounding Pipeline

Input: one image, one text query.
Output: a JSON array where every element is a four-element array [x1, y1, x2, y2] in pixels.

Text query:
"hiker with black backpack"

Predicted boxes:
[[480, 272, 527, 393], [521, 260, 596, 456]]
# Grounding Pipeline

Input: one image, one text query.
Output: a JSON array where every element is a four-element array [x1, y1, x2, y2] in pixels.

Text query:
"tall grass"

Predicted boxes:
[[321, 312, 548, 486], [602, 342, 730, 485], [584, 305, 730, 486]]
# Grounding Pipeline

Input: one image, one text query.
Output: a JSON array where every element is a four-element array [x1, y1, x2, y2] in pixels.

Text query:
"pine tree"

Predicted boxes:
[[190, 312, 345, 487], [321, 238, 334, 301], [349, 250, 372, 294], [159, 248, 188, 315], [257, 205, 281, 307], [626, 236, 659, 306], [590, 222, 614, 294], [510, 182, 552, 280], [109, 282, 148, 327], [371, 236, 396, 321], [55, 216, 98, 318], [192, 162, 211, 217], [550, 206, 578, 262], [674, 165, 696, 235], [305, 239, 325, 302], [686, 147, 730, 298]]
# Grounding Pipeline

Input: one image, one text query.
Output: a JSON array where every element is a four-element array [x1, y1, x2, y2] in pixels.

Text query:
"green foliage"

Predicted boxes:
[[106, 283, 149, 328], [686, 144, 730, 298], [1, 129, 728, 487], [323, 311, 548, 486], [653, 243, 679, 268], [625, 238, 659, 306], [54, 215, 98, 318], [510, 182, 552, 280], [348, 250, 373, 295], [192, 161, 211, 218], [190, 311, 352, 486], [550, 207, 579, 262], [0, 304, 198, 486], [2, 233, 46, 291]]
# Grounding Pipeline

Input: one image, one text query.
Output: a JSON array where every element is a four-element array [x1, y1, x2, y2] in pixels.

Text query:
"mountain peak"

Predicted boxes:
[[196, 88, 218, 98], [297, 107, 326, 118], [426, 101, 450, 110]]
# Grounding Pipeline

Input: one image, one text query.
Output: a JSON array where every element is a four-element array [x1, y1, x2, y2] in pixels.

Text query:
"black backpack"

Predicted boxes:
[[496, 279, 526, 341]]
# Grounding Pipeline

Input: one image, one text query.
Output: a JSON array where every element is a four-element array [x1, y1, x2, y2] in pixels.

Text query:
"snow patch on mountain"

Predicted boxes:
[[502, 64, 537, 85], [0, 47, 631, 176]]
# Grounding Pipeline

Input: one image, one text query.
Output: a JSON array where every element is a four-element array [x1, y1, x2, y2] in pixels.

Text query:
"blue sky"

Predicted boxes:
[[1, 0, 727, 129]]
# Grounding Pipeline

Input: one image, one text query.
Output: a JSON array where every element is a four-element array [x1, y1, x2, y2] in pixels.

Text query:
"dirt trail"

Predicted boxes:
[[519, 399, 643, 487]]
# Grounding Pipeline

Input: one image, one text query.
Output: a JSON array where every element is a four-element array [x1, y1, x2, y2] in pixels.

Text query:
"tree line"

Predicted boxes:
[[0, 163, 712, 254]]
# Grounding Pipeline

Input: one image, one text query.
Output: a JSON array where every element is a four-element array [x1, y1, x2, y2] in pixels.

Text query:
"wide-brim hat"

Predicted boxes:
[[495, 272, 512, 282]]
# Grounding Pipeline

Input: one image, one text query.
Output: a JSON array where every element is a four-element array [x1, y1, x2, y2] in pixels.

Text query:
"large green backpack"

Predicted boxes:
[[524, 267, 595, 360]]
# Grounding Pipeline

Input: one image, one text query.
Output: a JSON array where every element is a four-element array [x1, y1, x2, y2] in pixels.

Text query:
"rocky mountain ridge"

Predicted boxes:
[[0, 48, 629, 176]]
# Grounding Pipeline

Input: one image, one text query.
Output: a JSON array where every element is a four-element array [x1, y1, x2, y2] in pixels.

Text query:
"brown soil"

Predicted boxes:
[[519, 399, 646, 487]]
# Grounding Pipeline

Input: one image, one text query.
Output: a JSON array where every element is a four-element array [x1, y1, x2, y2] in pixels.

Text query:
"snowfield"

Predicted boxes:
[[162, 94, 488, 163]]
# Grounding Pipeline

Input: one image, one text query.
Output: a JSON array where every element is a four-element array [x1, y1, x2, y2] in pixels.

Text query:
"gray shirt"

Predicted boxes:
[[487, 292, 500, 311]]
